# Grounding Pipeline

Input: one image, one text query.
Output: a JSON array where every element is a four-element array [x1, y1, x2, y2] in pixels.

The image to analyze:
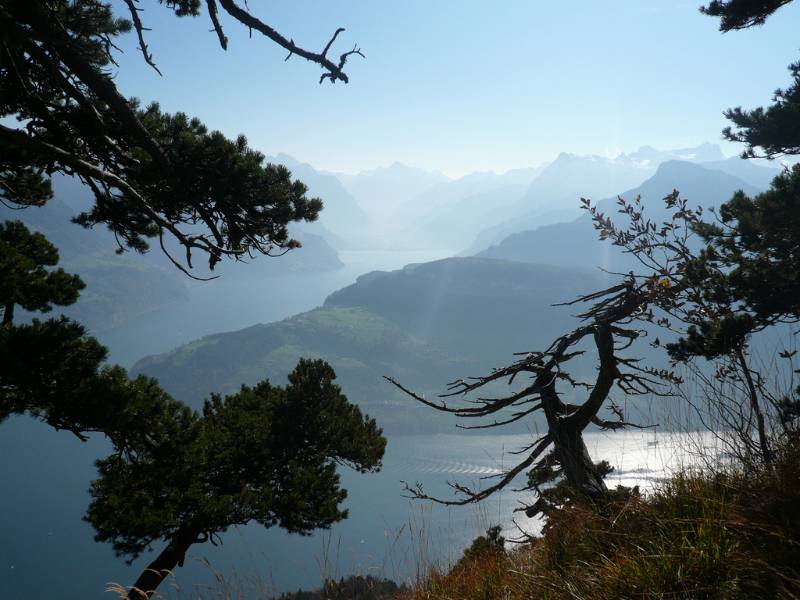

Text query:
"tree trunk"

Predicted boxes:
[[126, 531, 196, 600], [2, 301, 13, 326], [735, 347, 773, 464], [552, 422, 607, 498], [540, 324, 613, 499]]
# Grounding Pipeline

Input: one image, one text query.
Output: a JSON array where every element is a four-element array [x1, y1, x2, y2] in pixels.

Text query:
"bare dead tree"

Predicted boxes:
[[212, 0, 364, 84], [387, 277, 682, 516]]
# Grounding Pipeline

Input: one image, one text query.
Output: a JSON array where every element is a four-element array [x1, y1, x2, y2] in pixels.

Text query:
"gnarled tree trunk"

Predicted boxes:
[[541, 323, 616, 497], [552, 423, 607, 497]]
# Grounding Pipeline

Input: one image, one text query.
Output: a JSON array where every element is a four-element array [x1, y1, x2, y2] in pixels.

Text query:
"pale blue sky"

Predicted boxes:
[[111, 1, 800, 176]]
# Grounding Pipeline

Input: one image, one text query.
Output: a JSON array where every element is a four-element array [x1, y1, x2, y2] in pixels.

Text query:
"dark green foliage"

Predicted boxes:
[[0, 220, 117, 438], [0, 0, 324, 271], [665, 0, 800, 467], [0, 191, 192, 333], [696, 165, 800, 323], [666, 313, 756, 362], [71, 105, 323, 266], [0, 221, 384, 598], [158, 0, 202, 17], [722, 61, 800, 159], [701, 1, 799, 158], [277, 575, 406, 600], [0, 161, 52, 208], [0, 316, 103, 430], [776, 393, 800, 425], [87, 358, 385, 594], [0, 220, 177, 443], [670, 165, 800, 361], [701, 0, 793, 31], [0, 315, 182, 446], [277, 359, 387, 475], [0, 220, 84, 324], [88, 358, 385, 560], [668, 166, 800, 465]]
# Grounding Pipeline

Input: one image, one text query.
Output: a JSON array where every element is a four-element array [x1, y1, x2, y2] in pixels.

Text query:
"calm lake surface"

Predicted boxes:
[[0, 423, 723, 599]]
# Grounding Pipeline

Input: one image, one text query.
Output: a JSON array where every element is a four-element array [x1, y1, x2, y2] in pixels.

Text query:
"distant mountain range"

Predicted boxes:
[[478, 160, 762, 270], [410, 184, 530, 249], [464, 152, 656, 253], [13, 146, 782, 431], [698, 156, 782, 190], [387, 166, 543, 226], [337, 162, 450, 225], [615, 142, 725, 166], [466, 152, 780, 254], [388, 168, 544, 250], [267, 153, 372, 248], [311, 143, 781, 254]]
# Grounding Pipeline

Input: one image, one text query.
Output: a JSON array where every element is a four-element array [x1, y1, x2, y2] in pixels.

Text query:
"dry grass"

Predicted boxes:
[[399, 434, 800, 600]]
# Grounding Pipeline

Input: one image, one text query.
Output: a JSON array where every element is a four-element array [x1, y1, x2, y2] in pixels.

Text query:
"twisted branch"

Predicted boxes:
[[216, 0, 362, 83], [123, 0, 162, 75]]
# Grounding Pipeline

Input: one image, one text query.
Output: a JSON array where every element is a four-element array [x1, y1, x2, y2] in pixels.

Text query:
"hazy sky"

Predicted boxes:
[[111, 1, 800, 176]]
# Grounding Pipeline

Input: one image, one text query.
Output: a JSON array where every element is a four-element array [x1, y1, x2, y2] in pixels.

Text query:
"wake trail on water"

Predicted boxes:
[[395, 456, 504, 476]]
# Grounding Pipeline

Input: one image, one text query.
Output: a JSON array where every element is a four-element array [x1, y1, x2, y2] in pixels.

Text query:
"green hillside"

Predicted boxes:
[[133, 306, 476, 433], [133, 258, 616, 434], [325, 257, 609, 360]]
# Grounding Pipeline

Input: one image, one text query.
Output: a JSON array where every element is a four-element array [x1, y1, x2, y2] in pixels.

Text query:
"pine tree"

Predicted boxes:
[[686, 0, 800, 323], [0, 222, 386, 600], [0, 0, 362, 273], [0, 6, 384, 599], [88, 359, 385, 600], [0, 220, 84, 325], [0, 220, 172, 444], [663, 0, 800, 461], [671, 165, 800, 359], [700, 1, 798, 159], [701, 0, 793, 31]]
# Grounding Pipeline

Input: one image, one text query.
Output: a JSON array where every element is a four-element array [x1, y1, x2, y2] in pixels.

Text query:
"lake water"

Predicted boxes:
[[0, 422, 724, 599], [99, 249, 453, 368]]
